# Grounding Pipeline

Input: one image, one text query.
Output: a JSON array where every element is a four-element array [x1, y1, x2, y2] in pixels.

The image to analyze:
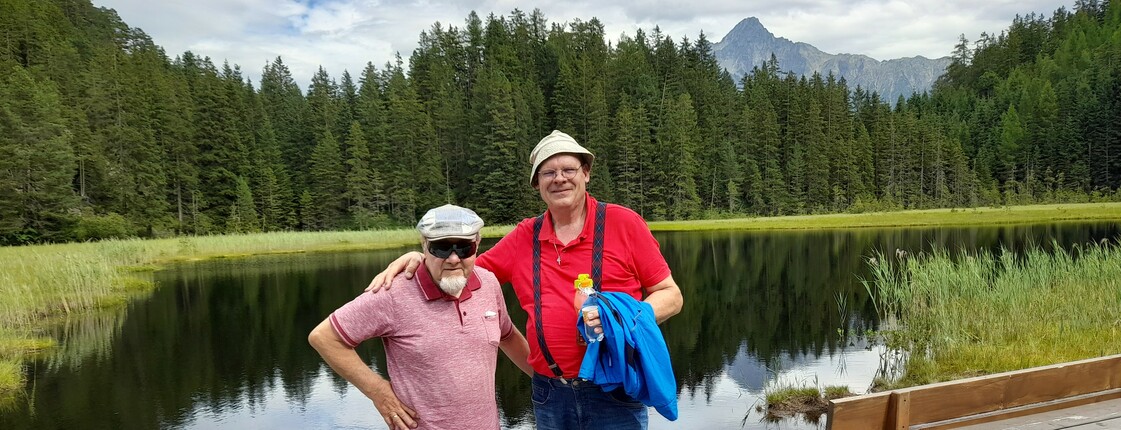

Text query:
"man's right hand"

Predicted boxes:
[[369, 379, 418, 429], [365, 251, 424, 293]]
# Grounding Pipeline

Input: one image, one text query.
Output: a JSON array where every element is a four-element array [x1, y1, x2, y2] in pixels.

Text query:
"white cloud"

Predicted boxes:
[[93, 0, 1073, 89]]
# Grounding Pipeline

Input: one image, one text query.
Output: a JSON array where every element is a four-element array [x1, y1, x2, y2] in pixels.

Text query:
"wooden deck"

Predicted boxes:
[[959, 397, 1121, 429], [827, 354, 1121, 430]]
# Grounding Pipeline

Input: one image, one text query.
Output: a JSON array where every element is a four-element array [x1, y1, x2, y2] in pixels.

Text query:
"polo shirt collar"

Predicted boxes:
[[539, 192, 598, 244], [416, 261, 480, 302]]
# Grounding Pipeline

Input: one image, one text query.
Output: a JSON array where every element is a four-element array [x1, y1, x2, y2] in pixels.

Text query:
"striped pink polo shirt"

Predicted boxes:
[[330, 265, 514, 429]]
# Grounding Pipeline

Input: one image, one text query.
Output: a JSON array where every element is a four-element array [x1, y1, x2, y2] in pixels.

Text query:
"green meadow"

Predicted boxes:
[[1, 202, 1120, 398], [649, 202, 1121, 231]]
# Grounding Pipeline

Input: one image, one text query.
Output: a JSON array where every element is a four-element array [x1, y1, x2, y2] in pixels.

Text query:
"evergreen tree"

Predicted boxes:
[[411, 24, 470, 202], [227, 176, 259, 233], [185, 55, 246, 233], [1033, 80, 1061, 184], [749, 88, 786, 215], [824, 75, 857, 210], [608, 30, 659, 110], [998, 104, 1026, 183], [782, 80, 808, 213], [851, 122, 876, 205], [383, 56, 445, 222], [611, 101, 650, 214], [246, 86, 293, 231], [869, 102, 898, 204], [355, 62, 390, 215], [337, 70, 359, 141], [307, 130, 345, 229], [471, 65, 524, 223], [802, 96, 830, 212], [307, 66, 340, 141], [122, 42, 177, 235], [79, 46, 150, 231], [259, 57, 311, 198], [298, 190, 315, 230], [220, 65, 256, 200], [0, 63, 77, 244], [736, 103, 764, 213], [659, 93, 701, 219], [681, 32, 734, 211], [343, 122, 378, 226], [162, 63, 200, 234]]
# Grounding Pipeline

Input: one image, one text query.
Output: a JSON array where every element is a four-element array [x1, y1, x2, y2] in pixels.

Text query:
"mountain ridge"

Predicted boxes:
[[713, 17, 951, 102]]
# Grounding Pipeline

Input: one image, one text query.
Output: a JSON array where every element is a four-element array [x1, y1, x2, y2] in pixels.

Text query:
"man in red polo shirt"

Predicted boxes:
[[366, 131, 684, 429], [309, 205, 532, 430]]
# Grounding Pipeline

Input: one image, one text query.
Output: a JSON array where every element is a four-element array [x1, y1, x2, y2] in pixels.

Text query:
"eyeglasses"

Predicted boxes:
[[538, 166, 583, 181], [427, 240, 478, 259]]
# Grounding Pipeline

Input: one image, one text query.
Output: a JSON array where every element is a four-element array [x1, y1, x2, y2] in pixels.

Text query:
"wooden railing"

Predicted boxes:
[[827, 354, 1121, 429]]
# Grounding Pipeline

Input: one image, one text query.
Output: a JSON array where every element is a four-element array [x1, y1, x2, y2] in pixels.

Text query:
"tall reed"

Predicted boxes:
[[868, 240, 1121, 387]]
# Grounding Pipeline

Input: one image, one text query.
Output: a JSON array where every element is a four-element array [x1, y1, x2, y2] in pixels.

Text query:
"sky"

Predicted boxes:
[[93, 0, 1070, 90]]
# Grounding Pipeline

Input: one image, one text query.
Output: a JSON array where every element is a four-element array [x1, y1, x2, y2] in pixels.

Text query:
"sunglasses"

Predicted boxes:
[[427, 240, 478, 259]]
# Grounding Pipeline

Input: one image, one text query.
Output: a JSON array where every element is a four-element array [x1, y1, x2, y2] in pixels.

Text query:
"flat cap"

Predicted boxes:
[[416, 204, 484, 240]]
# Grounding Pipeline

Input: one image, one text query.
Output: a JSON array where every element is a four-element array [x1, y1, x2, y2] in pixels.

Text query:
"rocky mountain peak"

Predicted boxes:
[[713, 18, 950, 102], [722, 17, 775, 43]]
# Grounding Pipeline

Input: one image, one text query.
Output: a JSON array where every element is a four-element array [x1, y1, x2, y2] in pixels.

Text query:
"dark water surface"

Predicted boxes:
[[3, 222, 1118, 429]]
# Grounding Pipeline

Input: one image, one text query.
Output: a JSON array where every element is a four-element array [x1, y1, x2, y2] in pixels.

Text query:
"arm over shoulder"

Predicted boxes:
[[331, 278, 402, 344], [476, 217, 535, 284]]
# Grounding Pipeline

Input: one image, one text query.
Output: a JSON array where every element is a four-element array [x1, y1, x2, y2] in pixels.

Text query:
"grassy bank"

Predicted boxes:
[[868, 240, 1121, 389], [649, 202, 1121, 231]]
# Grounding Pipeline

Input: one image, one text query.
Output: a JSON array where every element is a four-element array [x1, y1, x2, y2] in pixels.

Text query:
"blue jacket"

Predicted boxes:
[[577, 292, 678, 421]]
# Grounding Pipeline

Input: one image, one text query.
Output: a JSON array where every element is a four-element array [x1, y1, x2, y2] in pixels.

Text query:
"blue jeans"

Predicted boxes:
[[531, 373, 648, 430]]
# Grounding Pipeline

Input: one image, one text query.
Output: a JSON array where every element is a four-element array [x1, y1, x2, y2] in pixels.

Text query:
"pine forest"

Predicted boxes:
[[2, 0, 1120, 245]]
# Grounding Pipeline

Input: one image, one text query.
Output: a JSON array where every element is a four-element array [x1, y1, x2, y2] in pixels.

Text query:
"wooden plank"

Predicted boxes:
[[826, 354, 1121, 430], [889, 391, 910, 430], [828, 391, 892, 430], [898, 354, 1121, 425], [1114, 356, 1121, 389], [1002, 355, 1121, 408], [899, 374, 1011, 424], [955, 396, 1121, 429], [918, 389, 1121, 429]]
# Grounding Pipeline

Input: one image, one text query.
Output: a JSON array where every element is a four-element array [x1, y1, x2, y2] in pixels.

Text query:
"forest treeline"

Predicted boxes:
[[1, 0, 1119, 245]]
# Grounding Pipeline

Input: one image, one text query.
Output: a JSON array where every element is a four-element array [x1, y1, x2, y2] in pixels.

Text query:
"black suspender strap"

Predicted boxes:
[[532, 201, 608, 378], [591, 201, 606, 291], [532, 213, 564, 378]]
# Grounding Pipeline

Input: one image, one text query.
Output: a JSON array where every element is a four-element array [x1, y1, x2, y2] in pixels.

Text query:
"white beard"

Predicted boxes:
[[438, 275, 468, 296]]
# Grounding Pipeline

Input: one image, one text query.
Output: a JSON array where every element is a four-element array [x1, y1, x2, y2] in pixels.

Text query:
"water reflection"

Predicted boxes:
[[1, 222, 1116, 429]]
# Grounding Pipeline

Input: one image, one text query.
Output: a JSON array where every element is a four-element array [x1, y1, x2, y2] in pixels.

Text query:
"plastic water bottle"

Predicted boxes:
[[573, 274, 604, 342]]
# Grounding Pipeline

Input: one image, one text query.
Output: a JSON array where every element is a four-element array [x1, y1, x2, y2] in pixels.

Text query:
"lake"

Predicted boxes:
[[2, 222, 1118, 429]]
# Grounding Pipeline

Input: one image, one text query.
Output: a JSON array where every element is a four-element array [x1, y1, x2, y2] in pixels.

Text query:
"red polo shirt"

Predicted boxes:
[[476, 193, 671, 378], [330, 266, 514, 429]]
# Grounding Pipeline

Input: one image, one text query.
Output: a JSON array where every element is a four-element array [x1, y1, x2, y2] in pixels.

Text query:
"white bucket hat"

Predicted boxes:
[[528, 130, 595, 186]]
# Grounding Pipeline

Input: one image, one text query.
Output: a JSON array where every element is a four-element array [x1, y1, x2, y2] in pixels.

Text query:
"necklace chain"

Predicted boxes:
[[552, 242, 561, 265]]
